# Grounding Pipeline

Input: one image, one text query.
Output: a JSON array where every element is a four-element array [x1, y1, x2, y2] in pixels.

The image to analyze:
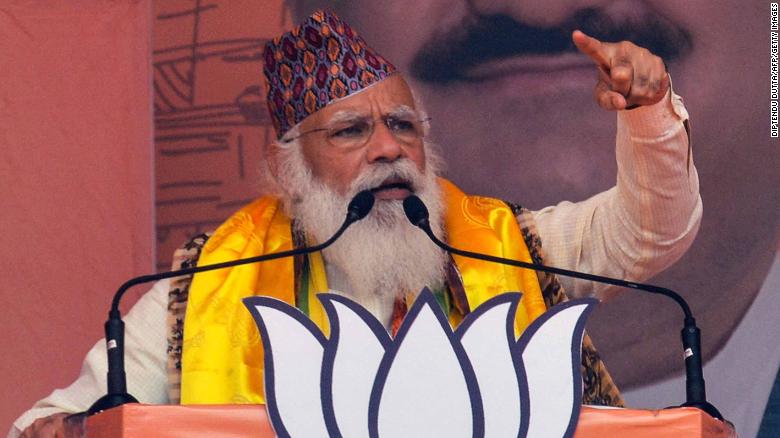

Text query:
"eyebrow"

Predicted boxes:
[[325, 105, 419, 125], [388, 105, 418, 119], [326, 110, 366, 124]]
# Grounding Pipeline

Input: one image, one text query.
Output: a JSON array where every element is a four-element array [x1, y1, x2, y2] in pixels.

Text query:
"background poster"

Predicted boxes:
[[2, 1, 777, 436]]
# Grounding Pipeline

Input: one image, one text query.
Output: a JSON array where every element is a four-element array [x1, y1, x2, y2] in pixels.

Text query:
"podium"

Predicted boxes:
[[86, 404, 736, 437]]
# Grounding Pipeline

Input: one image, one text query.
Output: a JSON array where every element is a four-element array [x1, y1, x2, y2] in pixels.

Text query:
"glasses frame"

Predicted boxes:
[[280, 114, 432, 149]]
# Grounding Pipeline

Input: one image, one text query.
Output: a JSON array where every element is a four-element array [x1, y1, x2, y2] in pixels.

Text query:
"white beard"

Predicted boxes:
[[274, 141, 448, 320]]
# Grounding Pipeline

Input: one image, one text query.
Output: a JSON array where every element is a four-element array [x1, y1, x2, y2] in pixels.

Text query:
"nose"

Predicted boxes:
[[365, 121, 405, 164]]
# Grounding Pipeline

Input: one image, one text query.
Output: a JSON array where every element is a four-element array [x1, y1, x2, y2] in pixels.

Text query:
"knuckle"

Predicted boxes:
[[613, 68, 631, 81], [600, 94, 613, 108], [617, 55, 632, 66], [619, 40, 637, 54], [633, 86, 649, 97]]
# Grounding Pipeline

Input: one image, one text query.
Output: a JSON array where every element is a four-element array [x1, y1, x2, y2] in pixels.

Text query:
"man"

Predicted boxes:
[[292, 2, 779, 436], [13, 10, 698, 437]]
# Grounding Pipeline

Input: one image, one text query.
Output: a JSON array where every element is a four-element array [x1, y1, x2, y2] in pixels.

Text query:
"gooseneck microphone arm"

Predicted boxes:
[[402, 195, 722, 420], [88, 191, 375, 415]]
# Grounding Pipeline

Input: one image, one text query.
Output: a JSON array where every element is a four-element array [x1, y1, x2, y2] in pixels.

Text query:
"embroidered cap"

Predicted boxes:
[[263, 10, 397, 139]]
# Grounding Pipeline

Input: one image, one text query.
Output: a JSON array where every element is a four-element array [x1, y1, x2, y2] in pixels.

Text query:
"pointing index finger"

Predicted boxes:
[[572, 30, 610, 69]]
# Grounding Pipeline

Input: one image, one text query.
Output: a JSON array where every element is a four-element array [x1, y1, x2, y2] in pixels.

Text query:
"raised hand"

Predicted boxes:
[[572, 30, 670, 111]]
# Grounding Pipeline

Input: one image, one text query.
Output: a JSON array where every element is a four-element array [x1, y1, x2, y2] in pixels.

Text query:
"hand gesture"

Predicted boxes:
[[573, 30, 670, 110]]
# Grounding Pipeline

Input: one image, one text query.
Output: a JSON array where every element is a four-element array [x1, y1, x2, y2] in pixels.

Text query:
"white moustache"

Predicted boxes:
[[348, 159, 427, 196]]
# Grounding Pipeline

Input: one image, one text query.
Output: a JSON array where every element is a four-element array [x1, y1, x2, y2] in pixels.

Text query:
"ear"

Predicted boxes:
[[260, 141, 286, 195], [265, 141, 282, 182]]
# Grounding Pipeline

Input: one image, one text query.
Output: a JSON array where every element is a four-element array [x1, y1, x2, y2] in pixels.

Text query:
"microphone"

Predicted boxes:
[[87, 190, 375, 415], [402, 195, 722, 420]]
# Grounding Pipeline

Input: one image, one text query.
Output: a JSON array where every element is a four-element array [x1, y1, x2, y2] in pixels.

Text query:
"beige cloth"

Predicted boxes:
[[9, 89, 699, 437]]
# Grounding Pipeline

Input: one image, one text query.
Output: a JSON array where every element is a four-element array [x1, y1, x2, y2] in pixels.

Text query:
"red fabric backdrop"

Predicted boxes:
[[0, 1, 154, 430], [152, 0, 288, 272]]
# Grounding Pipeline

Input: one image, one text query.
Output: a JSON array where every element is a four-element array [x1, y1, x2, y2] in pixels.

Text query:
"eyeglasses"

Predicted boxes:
[[281, 114, 431, 150]]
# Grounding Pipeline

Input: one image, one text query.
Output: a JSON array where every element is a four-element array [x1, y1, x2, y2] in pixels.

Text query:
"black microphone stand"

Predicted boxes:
[[88, 191, 375, 414], [402, 195, 723, 420]]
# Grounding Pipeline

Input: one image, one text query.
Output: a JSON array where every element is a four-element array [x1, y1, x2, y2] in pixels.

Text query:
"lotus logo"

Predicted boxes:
[[244, 289, 596, 438]]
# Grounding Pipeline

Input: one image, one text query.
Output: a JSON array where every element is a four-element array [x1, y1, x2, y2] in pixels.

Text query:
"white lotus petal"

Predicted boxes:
[[371, 290, 481, 438], [320, 294, 390, 438], [243, 297, 329, 438], [518, 299, 597, 438], [457, 293, 525, 438]]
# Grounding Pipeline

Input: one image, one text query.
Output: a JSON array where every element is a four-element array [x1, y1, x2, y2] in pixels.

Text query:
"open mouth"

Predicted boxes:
[[369, 178, 414, 199]]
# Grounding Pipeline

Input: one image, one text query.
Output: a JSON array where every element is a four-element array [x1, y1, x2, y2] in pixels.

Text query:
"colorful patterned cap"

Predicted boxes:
[[263, 10, 397, 139]]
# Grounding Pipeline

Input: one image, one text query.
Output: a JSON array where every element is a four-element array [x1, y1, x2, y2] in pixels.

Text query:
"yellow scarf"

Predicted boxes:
[[180, 178, 546, 404]]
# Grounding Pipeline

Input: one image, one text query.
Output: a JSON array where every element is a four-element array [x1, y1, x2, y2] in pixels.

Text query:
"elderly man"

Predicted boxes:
[[13, 9, 699, 437], [296, 2, 779, 437]]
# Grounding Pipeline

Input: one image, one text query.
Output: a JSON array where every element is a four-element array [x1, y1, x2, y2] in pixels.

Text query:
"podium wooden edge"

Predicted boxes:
[[87, 403, 736, 437]]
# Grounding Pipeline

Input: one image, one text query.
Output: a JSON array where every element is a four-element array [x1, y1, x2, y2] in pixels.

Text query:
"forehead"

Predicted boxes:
[[301, 74, 416, 127]]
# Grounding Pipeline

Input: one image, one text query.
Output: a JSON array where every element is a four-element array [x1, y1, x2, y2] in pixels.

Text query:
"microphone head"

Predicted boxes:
[[347, 190, 375, 221], [403, 195, 430, 228]]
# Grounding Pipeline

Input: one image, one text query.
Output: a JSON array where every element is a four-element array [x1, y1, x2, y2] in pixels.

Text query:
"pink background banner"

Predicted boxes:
[[1, 1, 777, 437], [0, 0, 154, 430]]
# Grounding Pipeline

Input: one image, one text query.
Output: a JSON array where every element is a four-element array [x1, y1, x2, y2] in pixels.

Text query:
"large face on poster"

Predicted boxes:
[[244, 290, 597, 437]]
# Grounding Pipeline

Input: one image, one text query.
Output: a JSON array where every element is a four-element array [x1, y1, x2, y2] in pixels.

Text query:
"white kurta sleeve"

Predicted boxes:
[[532, 88, 702, 300], [9, 279, 171, 437]]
